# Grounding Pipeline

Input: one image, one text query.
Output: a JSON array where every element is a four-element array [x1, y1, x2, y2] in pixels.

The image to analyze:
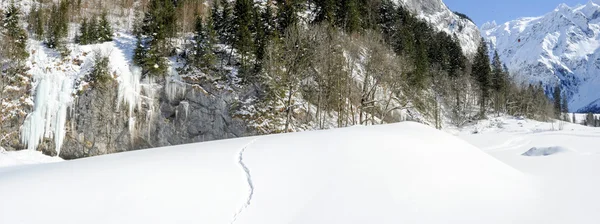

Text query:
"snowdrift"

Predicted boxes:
[[522, 146, 569, 156], [0, 149, 62, 169], [0, 122, 535, 224]]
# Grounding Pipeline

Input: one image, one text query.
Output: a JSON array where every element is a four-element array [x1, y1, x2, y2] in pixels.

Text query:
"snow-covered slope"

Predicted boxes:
[[454, 116, 600, 223], [0, 122, 537, 224], [482, 1, 600, 112], [398, 0, 481, 56]]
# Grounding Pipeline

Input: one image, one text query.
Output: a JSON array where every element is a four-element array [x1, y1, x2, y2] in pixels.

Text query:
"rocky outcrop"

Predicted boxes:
[[57, 79, 252, 159], [398, 0, 481, 57]]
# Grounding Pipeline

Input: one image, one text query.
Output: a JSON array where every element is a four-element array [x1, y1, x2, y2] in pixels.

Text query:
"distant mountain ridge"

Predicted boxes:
[[482, 0, 600, 112]]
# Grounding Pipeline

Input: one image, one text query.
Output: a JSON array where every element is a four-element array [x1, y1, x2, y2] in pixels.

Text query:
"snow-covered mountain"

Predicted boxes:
[[481, 1, 600, 112], [398, 0, 481, 56]]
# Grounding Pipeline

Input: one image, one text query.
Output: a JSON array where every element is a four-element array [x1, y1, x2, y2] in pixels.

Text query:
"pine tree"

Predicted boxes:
[[472, 38, 492, 118], [219, 0, 234, 43], [553, 83, 561, 118], [88, 16, 99, 43], [88, 54, 111, 88], [491, 50, 507, 115], [314, 0, 336, 24], [233, 0, 255, 66], [77, 18, 89, 44], [191, 15, 216, 69], [336, 0, 360, 33], [211, 0, 223, 39], [378, 0, 397, 44], [276, 0, 300, 33], [410, 39, 428, 89], [561, 93, 569, 113], [134, 0, 177, 76], [46, 0, 70, 51], [28, 4, 45, 40], [98, 12, 113, 42], [3, 4, 29, 64]]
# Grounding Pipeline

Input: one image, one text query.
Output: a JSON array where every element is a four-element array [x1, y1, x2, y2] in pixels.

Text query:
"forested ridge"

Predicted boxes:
[[1, 0, 559, 141]]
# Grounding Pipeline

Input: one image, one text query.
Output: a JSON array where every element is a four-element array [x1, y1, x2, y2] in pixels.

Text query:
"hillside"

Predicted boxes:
[[3, 118, 600, 223], [0, 0, 554, 159], [0, 122, 536, 224]]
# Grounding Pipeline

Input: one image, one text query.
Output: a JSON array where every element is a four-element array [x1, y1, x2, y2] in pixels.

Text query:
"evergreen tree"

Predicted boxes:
[[191, 15, 216, 69], [262, 2, 276, 37], [233, 0, 255, 65], [472, 38, 492, 117], [553, 83, 561, 118], [561, 93, 569, 113], [3, 4, 29, 64], [211, 0, 223, 38], [134, 0, 177, 76], [98, 12, 113, 42], [88, 54, 111, 88], [336, 0, 360, 33], [377, 0, 397, 44], [314, 0, 336, 24], [447, 35, 465, 78], [218, 0, 234, 43], [88, 16, 99, 43], [410, 39, 428, 89], [276, 0, 301, 33], [28, 4, 45, 40], [491, 50, 507, 115], [46, 1, 70, 51], [77, 18, 90, 44]]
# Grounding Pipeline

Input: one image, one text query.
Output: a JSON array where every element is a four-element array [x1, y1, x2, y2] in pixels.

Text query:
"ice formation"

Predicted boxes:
[[165, 68, 187, 102], [20, 66, 74, 155]]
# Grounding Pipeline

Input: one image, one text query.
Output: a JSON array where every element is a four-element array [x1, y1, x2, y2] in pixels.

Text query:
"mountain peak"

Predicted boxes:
[[481, 20, 497, 30], [556, 3, 572, 12], [483, 1, 600, 112]]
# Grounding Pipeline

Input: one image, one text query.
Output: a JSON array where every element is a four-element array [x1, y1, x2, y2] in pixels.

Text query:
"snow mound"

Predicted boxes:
[[0, 149, 62, 169], [0, 122, 534, 224], [522, 146, 569, 156]]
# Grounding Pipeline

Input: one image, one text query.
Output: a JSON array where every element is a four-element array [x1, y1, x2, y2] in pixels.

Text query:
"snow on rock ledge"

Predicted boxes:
[[0, 122, 536, 224]]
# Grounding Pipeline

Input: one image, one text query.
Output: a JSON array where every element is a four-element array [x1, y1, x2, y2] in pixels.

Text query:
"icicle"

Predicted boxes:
[[181, 101, 190, 119], [128, 117, 136, 144], [165, 68, 186, 102], [117, 66, 142, 118], [146, 109, 153, 140], [20, 66, 74, 155]]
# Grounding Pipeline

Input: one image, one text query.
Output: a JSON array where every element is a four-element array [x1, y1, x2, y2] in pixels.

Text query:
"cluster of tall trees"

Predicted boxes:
[[0, 4, 31, 148], [1, 0, 562, 134], [77, 12, 113, 45], [126, 0, 552, 131]]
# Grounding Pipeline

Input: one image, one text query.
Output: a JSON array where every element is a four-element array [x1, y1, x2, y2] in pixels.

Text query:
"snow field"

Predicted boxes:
[[0, 122, 538, 224]]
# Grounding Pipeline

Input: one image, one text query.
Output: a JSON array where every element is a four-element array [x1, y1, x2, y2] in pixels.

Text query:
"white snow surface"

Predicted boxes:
[[452, 116, 600, 223], [482, 1, 600, 112], [0, 122, 545, 224], [0, 148, 62, 169]]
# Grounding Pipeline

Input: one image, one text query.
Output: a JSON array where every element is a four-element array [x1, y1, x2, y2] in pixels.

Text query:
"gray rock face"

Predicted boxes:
[[58, 79, 252, 159]]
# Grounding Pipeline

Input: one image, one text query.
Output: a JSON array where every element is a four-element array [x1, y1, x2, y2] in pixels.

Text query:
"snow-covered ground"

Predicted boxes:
[[0, 147, 62, 169], [1, 117, 600, 223], [452, 116, 600, 223]]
